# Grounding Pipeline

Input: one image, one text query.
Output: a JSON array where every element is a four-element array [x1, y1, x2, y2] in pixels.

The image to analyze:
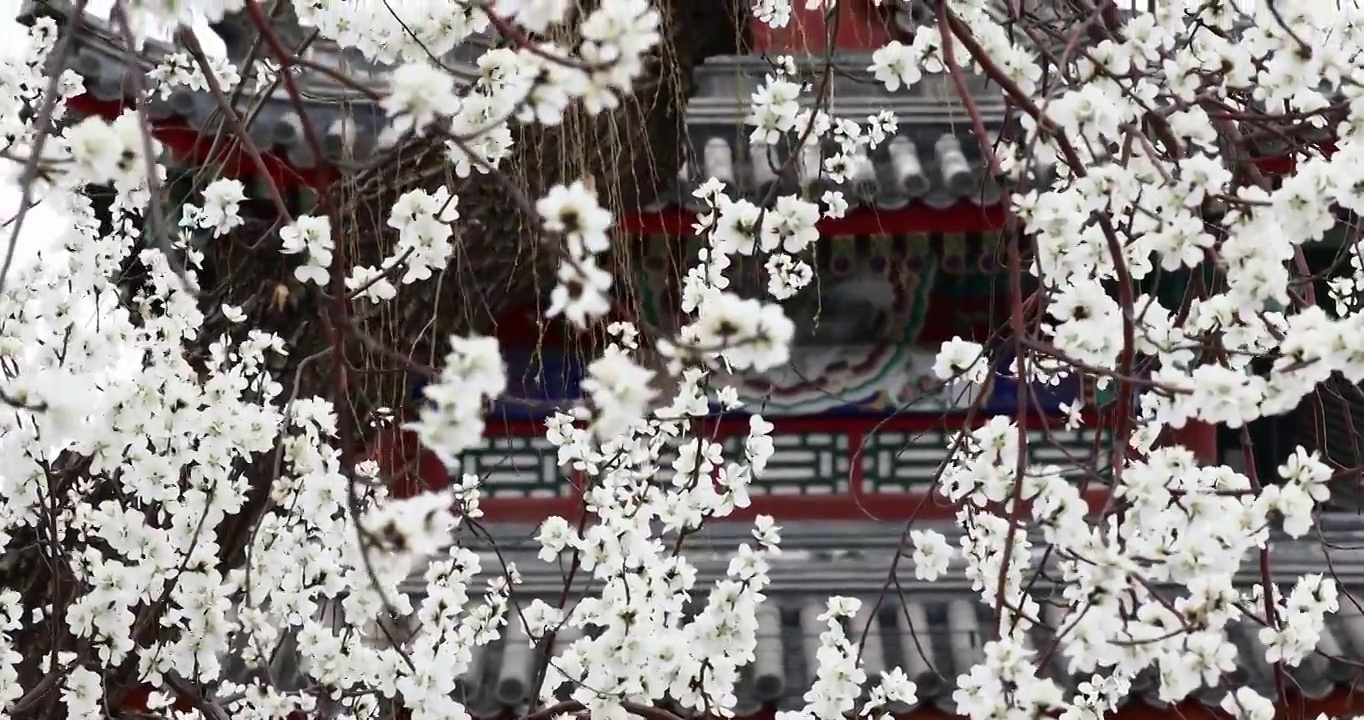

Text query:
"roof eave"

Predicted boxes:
[[25, 0, 488, 169]]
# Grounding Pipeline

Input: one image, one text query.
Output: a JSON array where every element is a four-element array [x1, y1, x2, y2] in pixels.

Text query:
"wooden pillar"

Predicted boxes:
[[365, 426, 451, 499], [749, 0, 893, 55], [1171, 420, 1219, 465]]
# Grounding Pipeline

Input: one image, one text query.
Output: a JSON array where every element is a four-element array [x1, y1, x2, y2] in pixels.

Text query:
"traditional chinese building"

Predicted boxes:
[[35, 0, 1364, 718]]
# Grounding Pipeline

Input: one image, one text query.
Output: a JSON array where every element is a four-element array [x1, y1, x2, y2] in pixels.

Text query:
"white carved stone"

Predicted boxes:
[[703, 137, 735, 182]]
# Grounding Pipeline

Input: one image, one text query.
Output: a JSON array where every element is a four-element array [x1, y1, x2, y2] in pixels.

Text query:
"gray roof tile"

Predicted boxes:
[[240, 520, 1364, 716], [657, 123, 1006, 212], [655, 55, 1011, 211], [43, 5, 1015, 207], [27, 0, 476, 169], [267, 586, 1364, 717]]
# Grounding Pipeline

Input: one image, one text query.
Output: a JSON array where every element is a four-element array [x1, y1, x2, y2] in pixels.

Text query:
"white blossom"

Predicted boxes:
[[2, 3, 1362, 720]]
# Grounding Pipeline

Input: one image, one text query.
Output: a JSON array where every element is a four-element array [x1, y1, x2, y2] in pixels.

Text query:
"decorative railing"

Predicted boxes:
[[469, 417, 1112, 498], [460, 415, 1113, 522], [374, 348, 1118, 521]]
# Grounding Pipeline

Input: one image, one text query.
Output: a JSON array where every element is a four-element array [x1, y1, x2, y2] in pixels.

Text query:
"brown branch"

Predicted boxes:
[[175, 25, 295, 226]]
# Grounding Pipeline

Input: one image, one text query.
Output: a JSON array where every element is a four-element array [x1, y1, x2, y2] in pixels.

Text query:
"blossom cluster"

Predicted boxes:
[[406, 335, 508, 469], [344, 186, 461, 303], [197, 178, 248, 237], [279, 214, 335, 286], [146, 50, 244, 100], [537, 180, 615, 327], [64, 112, 161, 200], [307, 0, 661, 143]]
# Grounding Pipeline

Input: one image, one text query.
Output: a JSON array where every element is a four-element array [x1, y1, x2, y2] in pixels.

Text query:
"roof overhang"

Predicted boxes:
[[23, 0, 486, 174], [626, 53, 1013, 224]]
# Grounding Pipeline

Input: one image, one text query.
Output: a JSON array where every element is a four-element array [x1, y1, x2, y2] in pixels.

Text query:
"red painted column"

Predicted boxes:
[[366, 426, 451, 499], [750, 0, 893, 55], [1171, 421, 1219, 465]]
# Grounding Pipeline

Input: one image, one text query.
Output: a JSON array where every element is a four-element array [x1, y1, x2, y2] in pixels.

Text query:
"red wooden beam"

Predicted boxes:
[[619, 204, 1009, 237], [66, 93, 337, 189], [67, 91, 1328, 204]]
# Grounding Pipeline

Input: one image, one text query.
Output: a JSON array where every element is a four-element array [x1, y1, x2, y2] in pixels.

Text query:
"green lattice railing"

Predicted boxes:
[[462, 418, 1114, 500]]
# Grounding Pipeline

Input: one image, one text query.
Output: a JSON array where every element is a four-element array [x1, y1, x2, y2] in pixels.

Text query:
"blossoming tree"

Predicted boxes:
[[0, 1, 1359, 720]]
